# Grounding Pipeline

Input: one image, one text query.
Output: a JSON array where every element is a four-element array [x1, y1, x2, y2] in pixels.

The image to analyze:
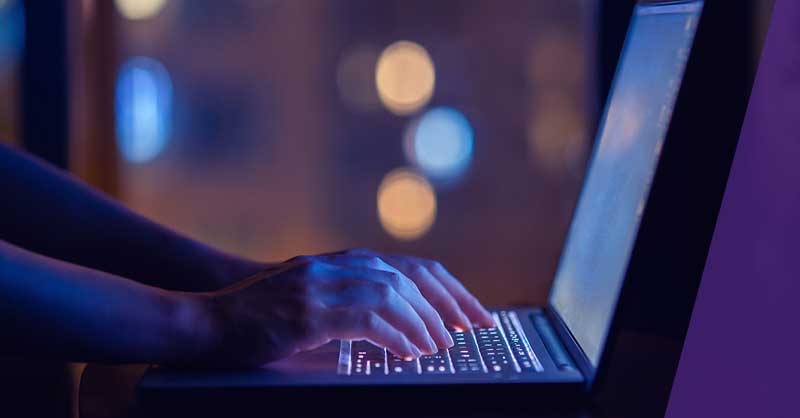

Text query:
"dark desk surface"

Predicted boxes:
[[80, 364, 148, 418]]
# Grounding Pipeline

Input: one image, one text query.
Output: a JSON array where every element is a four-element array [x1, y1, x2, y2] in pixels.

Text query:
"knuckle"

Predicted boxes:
[[362, 312, 380, 332], [372, 281, 393, 302], [385, 272, 403, 288], [367, 256, 385, 269], [423, 288, 445, 303], [433, 293, 460, 311], [427, 260, 443, 271], [409, 263, 428, 276], [353, 255, 380, 269], [297, 259, 323, 275]]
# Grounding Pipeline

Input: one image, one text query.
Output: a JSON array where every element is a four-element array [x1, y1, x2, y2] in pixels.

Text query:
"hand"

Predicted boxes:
[[196, 250, 492, 368], [320, 248, 495, 330]]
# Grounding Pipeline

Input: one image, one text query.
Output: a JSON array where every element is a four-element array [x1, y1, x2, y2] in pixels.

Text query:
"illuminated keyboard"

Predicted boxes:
[[338, 311, 543, 376]]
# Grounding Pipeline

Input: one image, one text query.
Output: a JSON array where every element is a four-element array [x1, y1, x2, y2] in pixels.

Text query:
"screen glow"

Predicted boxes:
[[549, 2, 702, 366]]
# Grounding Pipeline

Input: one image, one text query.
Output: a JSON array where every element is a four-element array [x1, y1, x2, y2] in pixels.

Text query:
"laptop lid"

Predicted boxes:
[[546, 0, 703, 380]]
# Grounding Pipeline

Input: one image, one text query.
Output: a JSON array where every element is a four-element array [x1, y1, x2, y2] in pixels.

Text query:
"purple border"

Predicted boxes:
[[665, 1, 799, 416]]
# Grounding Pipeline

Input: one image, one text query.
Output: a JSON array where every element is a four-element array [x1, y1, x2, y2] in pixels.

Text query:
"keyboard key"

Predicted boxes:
[[475, 325, 517, 373], [340, 311, 542, 376], [448, 329, 486, 374], [420, 349, 453, 374], [388, 352, 420, 375], [351, 340, 387, 375], [498, 311, 543, 372]]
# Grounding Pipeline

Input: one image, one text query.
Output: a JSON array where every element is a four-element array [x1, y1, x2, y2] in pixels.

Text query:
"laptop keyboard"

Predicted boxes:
[[338, 310, 543, 376]]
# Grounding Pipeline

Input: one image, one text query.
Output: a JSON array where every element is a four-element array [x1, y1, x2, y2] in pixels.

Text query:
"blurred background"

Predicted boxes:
[[0, 1, 773, 417], [0, 0, 772, 308]]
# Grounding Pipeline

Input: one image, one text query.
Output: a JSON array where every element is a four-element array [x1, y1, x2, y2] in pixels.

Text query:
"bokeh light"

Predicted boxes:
[[114, 0, 167, 20], [375, 41, 435, 115], [377, 168, 437, 241], [527, 92, 586, 174], [115, 57, 173, 164], [404, 107, 474, 184], [336, 44, 380, 112], [0, 0, 25, 76], [527, 29, 584, 87]]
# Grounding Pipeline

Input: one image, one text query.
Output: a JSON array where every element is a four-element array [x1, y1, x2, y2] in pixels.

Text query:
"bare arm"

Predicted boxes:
[[0, 240, 492, 366], [0, 239, 212, 363], [0, 144, 496, 365], [0, 143, 263, 291]]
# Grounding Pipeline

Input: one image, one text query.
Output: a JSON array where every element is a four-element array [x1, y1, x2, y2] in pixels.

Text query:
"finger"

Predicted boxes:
[[423, 259, 495, 328], [313, 263, 438, 355], [323, 309, 421, 359], [315, 255, 453, 350], [373, 285, 439, 355], [383, 255, 474, 331]]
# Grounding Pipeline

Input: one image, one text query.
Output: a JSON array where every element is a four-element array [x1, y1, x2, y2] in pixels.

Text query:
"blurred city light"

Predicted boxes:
[[375, 41, 435, 115], [0, 0, 24, 76], [336, 44, 380, 112], [377, 168, 437, 241], [527, 92, 586, 174], [527, 29, 584, 87], [115, 57, 173, 163], [405, 107, 474, 184], [114, 0, 167, 20]]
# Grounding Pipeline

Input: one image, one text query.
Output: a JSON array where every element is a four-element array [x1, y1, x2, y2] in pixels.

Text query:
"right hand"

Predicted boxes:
[[197, 255, 457, 368]]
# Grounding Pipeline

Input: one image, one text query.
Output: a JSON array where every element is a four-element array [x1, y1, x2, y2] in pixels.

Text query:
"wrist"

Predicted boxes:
[[164, 291, 224, 367], [210, 256, 273, 290]]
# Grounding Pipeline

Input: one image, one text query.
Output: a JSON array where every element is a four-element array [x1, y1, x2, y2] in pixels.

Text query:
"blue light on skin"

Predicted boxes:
[[409, 107, 474, 184], [115, 57, 173, 164], [0, 0, 25, 76]]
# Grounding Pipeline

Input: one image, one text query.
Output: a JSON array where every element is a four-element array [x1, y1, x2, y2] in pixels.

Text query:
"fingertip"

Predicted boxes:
[[388, 341, 420, 360], [481, 312, 496, 328], [459, 314, 473, 331], [410, 344, 422, 358], [423, 337, 438, 355], [432, 336, 452, 351], [463, 305, 494, 329], [444, 331, 455, 347]]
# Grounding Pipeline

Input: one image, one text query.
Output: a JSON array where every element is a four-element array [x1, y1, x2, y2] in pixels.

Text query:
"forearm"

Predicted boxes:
[[0, 143, 263, 291], [0, 240, 217, 364]]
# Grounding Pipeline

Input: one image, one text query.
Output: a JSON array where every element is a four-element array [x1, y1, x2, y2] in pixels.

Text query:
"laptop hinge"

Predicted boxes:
[[543, 305, 597, 387], [531, 313, 576, 372]]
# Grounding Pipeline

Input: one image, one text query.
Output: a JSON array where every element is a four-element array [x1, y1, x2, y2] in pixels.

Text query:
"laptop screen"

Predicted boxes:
[[548, 1, 702, 367]]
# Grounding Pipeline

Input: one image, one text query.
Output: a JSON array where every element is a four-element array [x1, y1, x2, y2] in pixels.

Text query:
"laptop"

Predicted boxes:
[[139, 0, 755, 414]]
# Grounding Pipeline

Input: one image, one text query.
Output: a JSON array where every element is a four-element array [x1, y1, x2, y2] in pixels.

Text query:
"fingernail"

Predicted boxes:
[[445, 332, 455, 347], [427, 337, 438, 354], [411, 344, 422, 358]]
